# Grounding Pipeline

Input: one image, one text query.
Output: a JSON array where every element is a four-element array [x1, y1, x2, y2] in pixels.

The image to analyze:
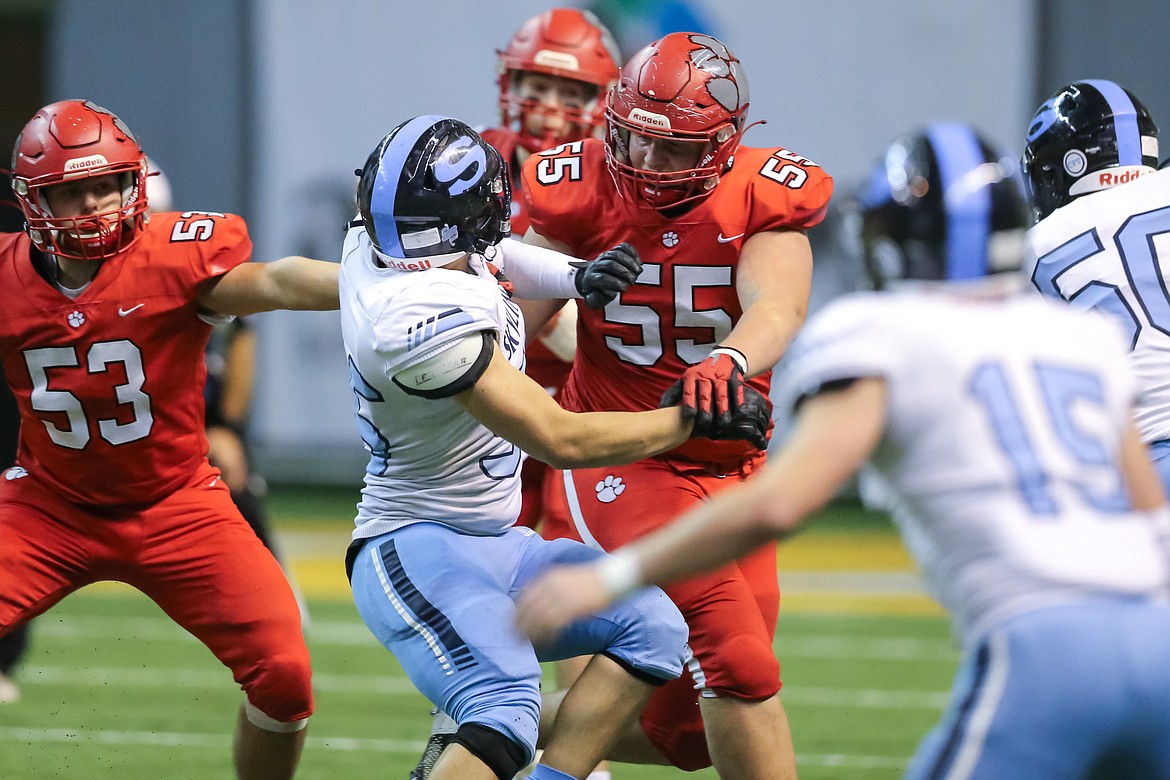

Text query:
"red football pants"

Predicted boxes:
[[0, 464, 313, 723], [548, 457, 781, 770]]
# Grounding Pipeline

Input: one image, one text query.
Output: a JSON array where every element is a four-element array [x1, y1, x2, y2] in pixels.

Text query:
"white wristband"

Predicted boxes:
[[494, 237, 581, 299], [596, 551, 643, 600], [709, 346, 748, 374]]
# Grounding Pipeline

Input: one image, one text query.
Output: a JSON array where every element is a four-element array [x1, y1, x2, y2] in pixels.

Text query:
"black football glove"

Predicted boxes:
[[570, 242, 642, 309], [709, 383, 772, 450], [661, 356, 771, 451]]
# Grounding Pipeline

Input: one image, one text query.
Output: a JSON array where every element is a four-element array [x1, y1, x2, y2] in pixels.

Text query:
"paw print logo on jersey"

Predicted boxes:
[[595, 475, 626, 503], [67, 311, 85, 328], [4, 467, 28, 481], [662, 231, 679, 247]]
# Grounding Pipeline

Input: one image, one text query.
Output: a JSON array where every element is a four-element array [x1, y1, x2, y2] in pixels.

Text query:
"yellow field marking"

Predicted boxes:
[[292, 559, 352, 598], [781, 592, 944, 617], [778, 530, 915, 570], [76, 528, 934, 617]]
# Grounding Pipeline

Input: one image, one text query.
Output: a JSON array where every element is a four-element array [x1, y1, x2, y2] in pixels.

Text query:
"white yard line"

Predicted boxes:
[[11, 663, 948, 709], [0, 727, 908, 769], [32, 616, 959, 661]]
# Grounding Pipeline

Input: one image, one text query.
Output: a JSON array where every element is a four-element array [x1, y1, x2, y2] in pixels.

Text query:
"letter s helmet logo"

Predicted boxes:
[[433, 135, 487, 197]]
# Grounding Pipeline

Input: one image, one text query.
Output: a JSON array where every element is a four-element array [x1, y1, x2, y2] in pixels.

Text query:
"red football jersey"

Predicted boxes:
[[522, 138, 833, 465], [0, 211, 251, 505]]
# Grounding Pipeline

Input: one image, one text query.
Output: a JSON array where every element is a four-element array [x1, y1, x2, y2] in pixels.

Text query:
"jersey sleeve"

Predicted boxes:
[[370, 274, 503, 380], [519, 139, 606, 248], [775, 292, 901, 413], [743, 147, 835, 234], [140, 212, 252, 303], [192, 212, 252, 279]]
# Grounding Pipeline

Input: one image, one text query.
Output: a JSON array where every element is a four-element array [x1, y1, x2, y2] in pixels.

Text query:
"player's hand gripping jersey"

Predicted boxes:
[[779, 290, 1168, 646], [522, 138, 832, 466], [1025, 166, 1170, 444], [0, 211, 250, 505]]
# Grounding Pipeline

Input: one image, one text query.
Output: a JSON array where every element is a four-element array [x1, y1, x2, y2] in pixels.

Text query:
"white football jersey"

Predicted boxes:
[[339, 225, 527, 540], [1025, 167, 1170, 443], [778, 289, 1170, 646]]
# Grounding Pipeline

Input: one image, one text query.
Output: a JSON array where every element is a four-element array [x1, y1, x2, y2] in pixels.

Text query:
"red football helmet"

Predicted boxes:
[[11, 100, 149, 260], [497, 8, 620, 154], [606, 32, 750, 210]]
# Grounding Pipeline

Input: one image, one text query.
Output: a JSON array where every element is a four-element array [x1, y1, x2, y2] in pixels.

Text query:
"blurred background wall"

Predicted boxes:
[[2, 0, 1167, 484]]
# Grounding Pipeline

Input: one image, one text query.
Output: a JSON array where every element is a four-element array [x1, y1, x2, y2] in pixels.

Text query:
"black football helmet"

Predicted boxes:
[[859, 122, 1029, 288], [357, 115, 510, 266], [1021, 80, 1159, 222]]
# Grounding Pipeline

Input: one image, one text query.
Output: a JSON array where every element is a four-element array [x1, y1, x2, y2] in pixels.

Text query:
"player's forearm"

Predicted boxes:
[[721, 297, 806, 378], [534, 408, 691, 469], [262, 255, 341, 311], [727, 229, 812, 376], [461, 351, 691, 468], [202, 256, 340, 316]]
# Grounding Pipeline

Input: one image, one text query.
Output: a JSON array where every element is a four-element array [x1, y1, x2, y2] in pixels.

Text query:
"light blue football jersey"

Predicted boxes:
[[339, 225, 527, 539]]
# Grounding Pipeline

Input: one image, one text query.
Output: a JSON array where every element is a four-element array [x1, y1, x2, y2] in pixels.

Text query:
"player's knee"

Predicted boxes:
[[609, 586, 689, 681], [451, 723, 529, 780], [243, 648, 314, 722], [704, 633, 780, 699], [452, 681, 541, 767]]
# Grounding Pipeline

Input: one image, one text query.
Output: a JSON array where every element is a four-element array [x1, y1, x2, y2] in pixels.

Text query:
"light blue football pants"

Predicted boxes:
[[350, 522, 688, 764]]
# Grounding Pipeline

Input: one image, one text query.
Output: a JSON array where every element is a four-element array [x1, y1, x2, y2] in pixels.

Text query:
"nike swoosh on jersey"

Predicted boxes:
[[717, 233, 745, 243], [118, 304, 146, 316]]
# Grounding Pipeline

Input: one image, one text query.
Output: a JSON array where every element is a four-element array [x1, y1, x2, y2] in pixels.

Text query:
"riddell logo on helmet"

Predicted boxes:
[[1069, 164, 1156, 198], [1095, 169, 1151, 186], [629, 109, 671, 129], [534, 50, 580, 72], [385, 257, 433, 272], [63, 155, 110, 174]]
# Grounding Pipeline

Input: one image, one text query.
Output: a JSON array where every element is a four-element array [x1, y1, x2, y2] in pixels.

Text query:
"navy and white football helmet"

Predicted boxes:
[[1021, 80, 1159, 222], [357, 115, 511, 267], [859, 121, 1029, 288]]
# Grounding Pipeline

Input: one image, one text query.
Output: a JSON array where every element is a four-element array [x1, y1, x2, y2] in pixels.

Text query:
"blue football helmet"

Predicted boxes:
[[859, 122, 1029, 288], [1022, 80, 1159, 222], [357, 115, 511, 265]]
